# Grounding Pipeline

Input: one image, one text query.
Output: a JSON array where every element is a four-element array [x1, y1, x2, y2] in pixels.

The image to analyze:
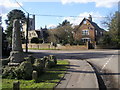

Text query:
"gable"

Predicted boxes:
[[74, 18, 105, 33], [28, 30, 39, 38]]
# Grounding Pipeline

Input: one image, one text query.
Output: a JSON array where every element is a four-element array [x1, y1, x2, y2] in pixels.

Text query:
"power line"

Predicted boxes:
[[30, 13, 108, 18], [14, 0, 108, 19], [14, 0, 29, 14]]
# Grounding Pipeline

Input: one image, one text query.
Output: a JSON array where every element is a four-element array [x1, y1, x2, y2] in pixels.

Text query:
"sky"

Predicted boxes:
[[0, 0, 119, 30]]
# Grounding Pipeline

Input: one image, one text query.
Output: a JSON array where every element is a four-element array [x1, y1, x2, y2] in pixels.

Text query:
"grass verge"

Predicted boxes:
[[2, 60, 69, 89]]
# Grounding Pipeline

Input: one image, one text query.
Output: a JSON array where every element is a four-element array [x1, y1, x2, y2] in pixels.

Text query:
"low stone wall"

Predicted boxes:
[[22, 43, 55, 49], [22, 44, 88, 50], [56, 45, 88, 50]]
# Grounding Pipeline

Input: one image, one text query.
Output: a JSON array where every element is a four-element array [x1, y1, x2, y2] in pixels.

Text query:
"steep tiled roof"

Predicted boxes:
[[74, 18, 105, 32], [35, 30, 41, 37], [87, 19, 105, 31]]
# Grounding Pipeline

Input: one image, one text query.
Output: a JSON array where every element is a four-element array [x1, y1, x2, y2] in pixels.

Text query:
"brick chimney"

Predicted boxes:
[[88, 14, 92, 22]]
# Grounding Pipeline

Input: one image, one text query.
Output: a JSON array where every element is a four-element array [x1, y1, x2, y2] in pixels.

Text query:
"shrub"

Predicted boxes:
[[2, 58, 10, 66], [39, 39, 43, 43], [24, 55, 35, 64], [31, 37, 40, 44], [2, 55, 58, 80], [33, 58, 45, 75], [73, 40, 85, 45], [49, 55, 57, 65], [18, 61, 33, 80], [2, 66, 16, 79], [42, 56, 49, 63], [3, 61, 34, 80], [45, 60, 55, 68], [43, 55, 57, 68]]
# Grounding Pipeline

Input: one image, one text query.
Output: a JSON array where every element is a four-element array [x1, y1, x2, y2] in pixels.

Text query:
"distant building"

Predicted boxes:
[[22, 27, 48, 43], [22, 15, 49, 43], [0, 15, 2, 25], [40, 26, 48, 43], [22, 15, 35, 41], [73, 15, 105, 44], [22, 15, 35, 32]]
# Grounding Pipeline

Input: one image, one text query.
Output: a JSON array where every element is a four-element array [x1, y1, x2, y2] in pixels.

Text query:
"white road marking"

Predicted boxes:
[[100, 54, 115, 72]]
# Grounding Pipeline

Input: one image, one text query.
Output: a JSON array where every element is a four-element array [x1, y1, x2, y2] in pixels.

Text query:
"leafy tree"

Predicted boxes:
[[5, 9, 26, 45], [57, 20, 72, 27], [101, 11, 120, 48], [48, 20, 74, 45]]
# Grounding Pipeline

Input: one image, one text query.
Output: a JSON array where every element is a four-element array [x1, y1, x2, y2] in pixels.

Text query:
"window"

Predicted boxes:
[[82, 30, 89, 35], [96, 30, 97, 35], [31, 21, 32, 26], [101, 32, 103, 36], [83, 20, 86, 24], [81, 38, 91, 42], [29, 33, 31, 37]]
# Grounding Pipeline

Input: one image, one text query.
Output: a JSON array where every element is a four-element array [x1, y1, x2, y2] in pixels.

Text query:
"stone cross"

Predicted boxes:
[[12, 19, 23, 51], [9, 19, 24, 64]]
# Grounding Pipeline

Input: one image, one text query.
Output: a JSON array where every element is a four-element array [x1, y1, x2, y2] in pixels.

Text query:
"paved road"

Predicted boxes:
[[55, 59, 99, 88], [27, 49, 119, 88]]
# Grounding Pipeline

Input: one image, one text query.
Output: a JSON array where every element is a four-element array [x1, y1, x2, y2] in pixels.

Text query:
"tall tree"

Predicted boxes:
[[48, 20, 74, 45], [57, 20, 72, 27], [5, 9, 26, 45], [101, 11, 120, 48]]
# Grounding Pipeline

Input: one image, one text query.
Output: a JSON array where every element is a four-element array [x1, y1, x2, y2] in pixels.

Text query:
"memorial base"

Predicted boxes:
[[9, 51, 24, 63]]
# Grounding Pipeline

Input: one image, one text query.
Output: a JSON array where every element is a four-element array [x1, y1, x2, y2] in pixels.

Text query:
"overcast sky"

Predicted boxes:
[[0, 0, 119, 30]]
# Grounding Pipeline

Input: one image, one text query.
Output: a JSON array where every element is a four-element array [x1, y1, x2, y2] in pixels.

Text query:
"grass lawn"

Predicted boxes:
[[2, 60, 69, 89]]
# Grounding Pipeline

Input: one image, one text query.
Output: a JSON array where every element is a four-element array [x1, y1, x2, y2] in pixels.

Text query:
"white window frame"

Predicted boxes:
[[81, 38, 91, 42], [82, 30, 89, 35], [96, 30, 97, 35]]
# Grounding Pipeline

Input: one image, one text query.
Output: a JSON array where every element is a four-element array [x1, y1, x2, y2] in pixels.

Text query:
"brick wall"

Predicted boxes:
[[22, 44, 88, 50], [56, 45, 88, 50], [22, 43, 55, 49]]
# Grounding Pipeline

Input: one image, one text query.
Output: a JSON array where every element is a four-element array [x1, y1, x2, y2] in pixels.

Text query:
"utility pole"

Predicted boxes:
[[25, 13, 29, 53], [0, 16, 2, 59]]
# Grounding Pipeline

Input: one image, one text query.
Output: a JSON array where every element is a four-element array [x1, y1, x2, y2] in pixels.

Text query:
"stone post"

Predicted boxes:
[[9, 19, 24, 64], [13, 81, 20, 90], [86, 41, 89, 49], [32, 71, 38, 82]]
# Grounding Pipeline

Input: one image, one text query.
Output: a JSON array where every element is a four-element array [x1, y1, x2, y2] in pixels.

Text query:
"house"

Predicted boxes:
[[22, 15, 35, 32], [27, 30, 41, 43], [73, 15, 105, 44], [22, 27, 48, 43], [22, 14, 48, 43]]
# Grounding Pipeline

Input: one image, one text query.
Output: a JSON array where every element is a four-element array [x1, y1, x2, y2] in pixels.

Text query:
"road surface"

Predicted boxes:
[[27, 49, 119, 88]]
